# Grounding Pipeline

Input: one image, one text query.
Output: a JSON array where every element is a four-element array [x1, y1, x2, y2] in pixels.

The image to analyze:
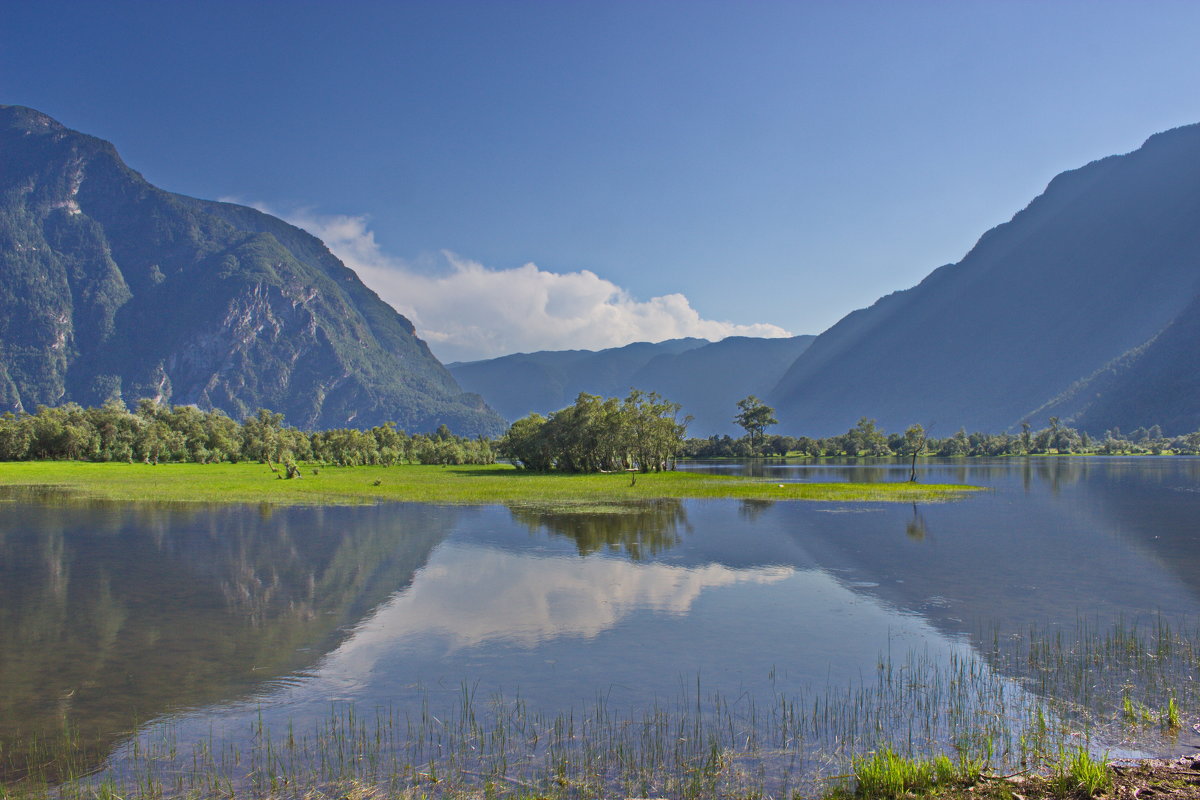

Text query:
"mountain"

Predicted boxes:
[[627, 335, 815, 435], [448, 338, 707, 420], [770, 123, 1200, 436], [1028, 293, 1200, 434], [449, 335, 814, 435], [0, 105, 504, 434]]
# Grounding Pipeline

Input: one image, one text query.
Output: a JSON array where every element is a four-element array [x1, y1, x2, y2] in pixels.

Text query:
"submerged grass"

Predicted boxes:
[[979, 615, 1200, 748], [0, 639, 1128, 800], [0, 461, 978, 507], [6, 618, 1195, 799]]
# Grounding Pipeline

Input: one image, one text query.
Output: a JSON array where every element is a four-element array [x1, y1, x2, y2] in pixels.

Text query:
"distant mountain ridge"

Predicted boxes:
[[0, 105, 504, 434], [769, 123, 1200, 436], [450, 335, 814, 436], [448, 338, 708, 421]]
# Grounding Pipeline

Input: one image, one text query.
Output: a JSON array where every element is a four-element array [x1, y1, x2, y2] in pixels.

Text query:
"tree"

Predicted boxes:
[[500, 390, 687, 473], [501, 413, 552, 471], [733, 396, 777, 451], [901, 423, 928, 482], [849, 417, 890, 456], [623, 389, 688, 472], [938, 427, 970, 457]]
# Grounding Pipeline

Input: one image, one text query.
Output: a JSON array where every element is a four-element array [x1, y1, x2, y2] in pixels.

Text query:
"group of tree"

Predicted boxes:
[[910, 420, 1200, 457], [0, 401, 497, 466], [684, 410, 1200, 459], [500, 390, 689, 473]]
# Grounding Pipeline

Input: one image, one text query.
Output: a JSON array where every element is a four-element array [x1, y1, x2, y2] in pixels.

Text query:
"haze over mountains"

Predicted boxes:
[[0, 106, 503, 434], [449, 335, 814, 437]]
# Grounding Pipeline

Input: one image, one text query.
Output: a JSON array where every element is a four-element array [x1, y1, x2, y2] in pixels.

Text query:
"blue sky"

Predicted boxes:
[[4, 0, 1200, 360]]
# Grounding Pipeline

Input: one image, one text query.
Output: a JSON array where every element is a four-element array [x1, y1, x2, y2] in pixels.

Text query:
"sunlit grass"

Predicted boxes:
[[1050, 746, 1112, 798], [830, 747, 987, 799], [0, 461, 978, 507]]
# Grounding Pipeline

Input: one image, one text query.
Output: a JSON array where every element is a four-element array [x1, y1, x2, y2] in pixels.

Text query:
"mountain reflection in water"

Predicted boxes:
[[0, 496, 456, 780]]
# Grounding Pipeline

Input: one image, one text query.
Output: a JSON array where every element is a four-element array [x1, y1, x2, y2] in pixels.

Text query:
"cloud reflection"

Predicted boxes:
[[331, 546, 793, 666]]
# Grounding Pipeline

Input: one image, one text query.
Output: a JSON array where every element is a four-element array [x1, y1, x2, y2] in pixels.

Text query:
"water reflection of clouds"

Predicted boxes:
[[330, 544, 793, 665]]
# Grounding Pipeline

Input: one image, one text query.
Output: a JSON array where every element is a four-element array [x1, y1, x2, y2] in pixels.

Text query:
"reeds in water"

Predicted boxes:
[[5, 618, 1196, 799]]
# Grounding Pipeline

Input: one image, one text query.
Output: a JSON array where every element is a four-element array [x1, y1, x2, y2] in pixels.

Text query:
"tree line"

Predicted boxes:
[[4, 395, 1197, 471], [686, 413, 1200, 458], [0, 401, 496, 466]]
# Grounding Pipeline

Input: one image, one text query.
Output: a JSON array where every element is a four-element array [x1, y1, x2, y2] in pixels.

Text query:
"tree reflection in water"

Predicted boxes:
[[738, 498, 775, 521], [507, 499, 690, 560], [906, 502, 928, 540]]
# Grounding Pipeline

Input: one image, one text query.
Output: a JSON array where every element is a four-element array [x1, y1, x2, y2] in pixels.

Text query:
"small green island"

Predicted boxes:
[[0, 460, 975, 507]]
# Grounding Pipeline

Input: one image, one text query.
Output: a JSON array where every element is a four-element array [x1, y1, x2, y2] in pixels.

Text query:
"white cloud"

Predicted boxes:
[[265, 207, 792, 363]]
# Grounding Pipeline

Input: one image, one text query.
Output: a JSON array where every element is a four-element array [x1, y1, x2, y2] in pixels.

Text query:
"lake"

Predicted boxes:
[[4, 457, 1200, 796]]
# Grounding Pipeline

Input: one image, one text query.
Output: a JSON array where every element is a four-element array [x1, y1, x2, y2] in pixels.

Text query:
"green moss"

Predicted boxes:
[[0, 461, 979, 507]]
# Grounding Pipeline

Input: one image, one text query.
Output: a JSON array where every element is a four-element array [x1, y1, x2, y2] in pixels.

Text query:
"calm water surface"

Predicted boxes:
[[3, 457, 1200, 785]]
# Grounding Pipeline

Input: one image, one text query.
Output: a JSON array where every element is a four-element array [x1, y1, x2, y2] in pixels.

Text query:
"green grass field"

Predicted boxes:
[[0, 461, 978, 507]]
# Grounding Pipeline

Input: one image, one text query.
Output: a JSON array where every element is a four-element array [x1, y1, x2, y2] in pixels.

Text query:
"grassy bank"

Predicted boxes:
[[0, 461, 978, 507]]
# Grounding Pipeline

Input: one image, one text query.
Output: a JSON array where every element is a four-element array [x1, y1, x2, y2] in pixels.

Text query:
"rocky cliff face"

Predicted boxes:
[[0, 105, 504, 434]]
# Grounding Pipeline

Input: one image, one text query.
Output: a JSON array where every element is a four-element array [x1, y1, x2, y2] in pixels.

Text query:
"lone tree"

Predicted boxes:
[[901, 423, 928, 482], [734, 395, 778, 451]]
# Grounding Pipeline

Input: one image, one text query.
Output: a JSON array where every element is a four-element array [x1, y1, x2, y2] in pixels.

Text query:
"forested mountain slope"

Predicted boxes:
[[450, 335, 813, 435], [770, 123, 1200, 436], [0, 105, 503, 434], [1028, 293, 1200, 434]]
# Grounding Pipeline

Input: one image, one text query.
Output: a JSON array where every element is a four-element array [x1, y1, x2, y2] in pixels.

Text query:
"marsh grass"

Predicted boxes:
[[0, 462, 977, 507], [1164, 697, 1180, 731], [2, 649, 1059, 800], [979, 616, 1200, 749], [830, 747, 989, 799], [3, 621, 1192, 800], [1049, 746, 1112, 797]]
